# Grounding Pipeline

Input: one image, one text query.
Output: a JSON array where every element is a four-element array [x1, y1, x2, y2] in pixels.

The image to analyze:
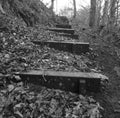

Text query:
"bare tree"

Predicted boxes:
[[116, 0, 119, 25], [89, 0, 96, 28], [0, 0, 5, 14], [73, 0, 76, 18], [95, 0, 102, 27], [110, 0, 117, 24], [0, 3, 5, 14], [102, 0, 109, 26], [50, 0, 55, 11]]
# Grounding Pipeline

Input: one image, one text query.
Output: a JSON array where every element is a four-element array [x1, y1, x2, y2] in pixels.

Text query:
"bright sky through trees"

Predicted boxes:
[[42, 0, 90, 13]]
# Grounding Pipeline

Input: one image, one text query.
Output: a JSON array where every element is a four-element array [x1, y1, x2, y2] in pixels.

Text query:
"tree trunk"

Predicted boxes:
[[73, 0, 76, 18], [102, 0, 109, 25], [50, 0, 55, 11], [95, 0, 102, 28], [116, 0, 119, 25], [110, 0, 117, 25], [89, 0, 96, 28], [0, 0, 5, 14]]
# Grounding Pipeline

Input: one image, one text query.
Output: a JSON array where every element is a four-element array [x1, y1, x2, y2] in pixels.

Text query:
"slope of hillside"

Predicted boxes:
[[0, 0, 56, 26]]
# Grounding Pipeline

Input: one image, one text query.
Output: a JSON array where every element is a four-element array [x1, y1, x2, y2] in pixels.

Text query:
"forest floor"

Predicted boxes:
[[0, 19, 104, 118], [91, 45, 120, 118], [0, 0, 120, 117], [0, 20, 120, 118], [96, 49, 120, 118], [77, 27, 120, 118]]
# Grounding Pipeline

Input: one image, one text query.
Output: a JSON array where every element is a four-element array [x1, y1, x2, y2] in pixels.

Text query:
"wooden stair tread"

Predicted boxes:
[[15, 70, 102, 79], [32, 40, 89, 54], [58, 33, 79, 39], [56, 24, 72, 29], [46, 28, 75, 34], [15, 70, 106, 93]]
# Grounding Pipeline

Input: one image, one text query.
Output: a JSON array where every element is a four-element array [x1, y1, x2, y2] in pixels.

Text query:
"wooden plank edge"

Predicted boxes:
[[46, 28, 75, 31], [15, 70, 107, 80], [32, 40, 89, 45]]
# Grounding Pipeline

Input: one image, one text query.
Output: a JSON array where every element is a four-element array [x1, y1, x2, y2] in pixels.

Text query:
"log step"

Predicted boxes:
[[15, 70, 104, 93], [32, 40, 89, 54], [56, 24, 72, 29], [46, 28, 75, 34], [58, 33, 79, 39]]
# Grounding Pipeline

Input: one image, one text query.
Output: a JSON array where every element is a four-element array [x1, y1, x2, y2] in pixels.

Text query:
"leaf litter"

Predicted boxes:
[[0, 83, 103, 118], [0, 18, 104, 118], [0, 24, 98, 74]]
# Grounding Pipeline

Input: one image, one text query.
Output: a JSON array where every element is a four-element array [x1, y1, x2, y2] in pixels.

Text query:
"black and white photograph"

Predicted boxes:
[[0, 0, 119, 117]]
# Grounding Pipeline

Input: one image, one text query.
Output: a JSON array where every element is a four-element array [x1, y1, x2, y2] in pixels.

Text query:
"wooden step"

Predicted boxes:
[[32, 40, 89, 54], [15, 70, 104, 93], [56, 24, 72, 29], [46, 28, 75, 34], [58, 33, 79, 39]]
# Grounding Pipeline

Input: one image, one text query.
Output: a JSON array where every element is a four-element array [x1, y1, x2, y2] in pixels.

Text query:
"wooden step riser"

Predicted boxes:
[[58, 34, 79, 39], [18, 74, 100, 93], [32, 41, 89, 54], [56, 25, 72, 29], [15, 70, 102, 93], [47, 28, 75, 34]]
